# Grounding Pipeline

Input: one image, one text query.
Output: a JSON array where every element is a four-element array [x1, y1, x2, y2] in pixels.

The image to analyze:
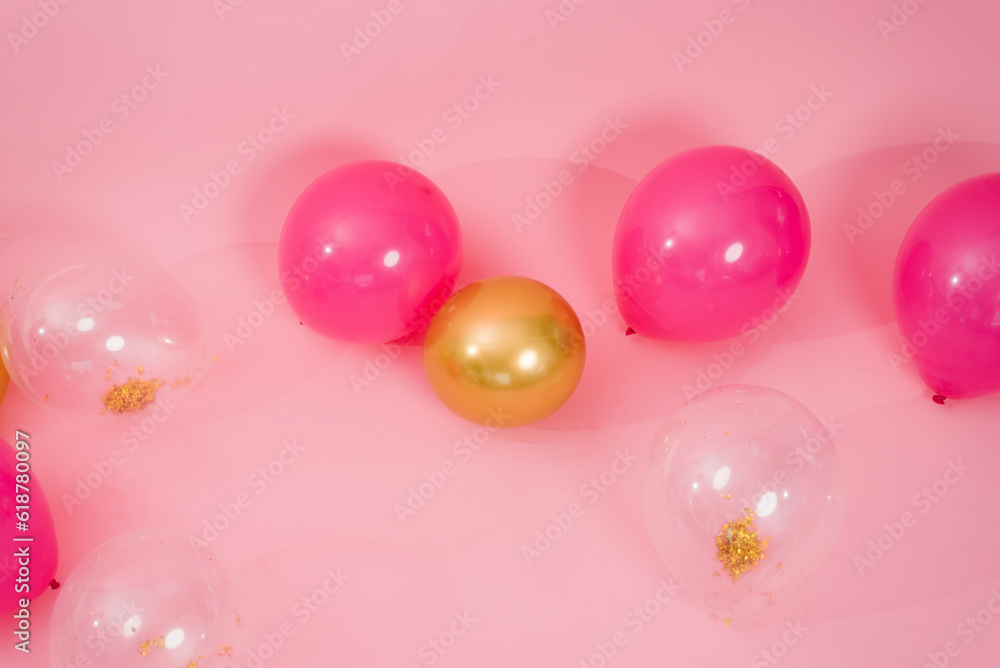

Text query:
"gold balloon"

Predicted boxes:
[[422, 276, 586, 427], [0, 356, 8, 406]]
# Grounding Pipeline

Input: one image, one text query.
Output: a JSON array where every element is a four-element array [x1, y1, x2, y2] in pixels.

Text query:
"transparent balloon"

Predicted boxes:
[[0, 243, 205, 421], [278, 161, 462, 344], [0, 435, 57, 613], [643, 385, 845, 619], [612, 145, 810, 342], [49, 528, 252, 668], [893, 173, 1000, 400]]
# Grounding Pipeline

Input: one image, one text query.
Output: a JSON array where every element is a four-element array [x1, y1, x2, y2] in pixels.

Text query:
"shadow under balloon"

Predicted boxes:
[[528, 140, 1000, 432], [234, 133, 384, 248], [795, 139, 1000, 340], [241, 537, 464, 666], [164, 241, 349, 423]]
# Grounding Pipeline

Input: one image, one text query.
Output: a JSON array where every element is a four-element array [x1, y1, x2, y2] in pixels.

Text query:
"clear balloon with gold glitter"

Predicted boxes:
[[0, 243, 206, 421], [643, 385, 845, 619], [49, 528, 252, 668], [422, 275, 586, 428]]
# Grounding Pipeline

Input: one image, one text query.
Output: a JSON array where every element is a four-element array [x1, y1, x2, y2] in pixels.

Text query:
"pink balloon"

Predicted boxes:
[[893, 173, 1000, 400], [644, 385, 845, 619], [0, 435, 58, 614], [49, 528, 252, 667], [612, 146, 810, 341], [278, 161, 462, 343]]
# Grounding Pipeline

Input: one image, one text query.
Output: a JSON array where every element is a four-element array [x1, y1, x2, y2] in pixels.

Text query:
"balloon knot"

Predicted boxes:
[[932, 394, 947, 405], [625, 327, 637, 336]]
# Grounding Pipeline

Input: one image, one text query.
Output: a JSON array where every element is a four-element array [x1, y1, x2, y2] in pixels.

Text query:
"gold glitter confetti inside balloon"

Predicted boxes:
[[0, 243, 206, 421], [101, 377, 165, 414], [49, 529, 252, 668], [422, 276, 586, 427], [644, 385, 845, 618], [716, 507, 769, 580]]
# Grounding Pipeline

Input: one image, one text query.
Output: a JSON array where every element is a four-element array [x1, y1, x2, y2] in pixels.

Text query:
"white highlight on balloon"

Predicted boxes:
[[518, 349, 538, 369], [105, 335, 125, 352], [164, 628, 185, 649], [77, 317, 95, 332], [712, 466, 731, 490], [756, 491, 778, 518], [383, 250, 400, 267], [724, 243, 744, 263]]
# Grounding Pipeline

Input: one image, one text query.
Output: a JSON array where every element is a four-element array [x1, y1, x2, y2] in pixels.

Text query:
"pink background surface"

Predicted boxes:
[[2, 0, 1000, 666]]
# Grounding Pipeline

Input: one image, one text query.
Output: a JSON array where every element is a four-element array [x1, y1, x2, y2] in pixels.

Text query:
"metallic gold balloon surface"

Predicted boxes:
[[0, 355, 9, 407], [422, 276, 586, 427]]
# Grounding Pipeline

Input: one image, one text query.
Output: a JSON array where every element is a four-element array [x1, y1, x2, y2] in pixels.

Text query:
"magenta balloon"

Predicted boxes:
[[893, 173, 1000, 399], [612, 146, 810, 341], [0, 436, 58, 614], [278, 161, 462, 343]]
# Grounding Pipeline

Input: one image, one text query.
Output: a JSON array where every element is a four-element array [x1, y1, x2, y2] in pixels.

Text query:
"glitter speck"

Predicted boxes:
[[716, 507, 769, 581], [217, 646, 233, 658], [723, 618, 733, 626], [102, 377, 164, 414], [139, 640, 151, 655]]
